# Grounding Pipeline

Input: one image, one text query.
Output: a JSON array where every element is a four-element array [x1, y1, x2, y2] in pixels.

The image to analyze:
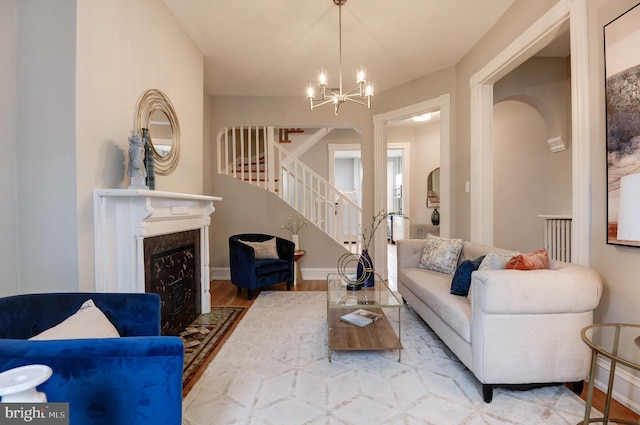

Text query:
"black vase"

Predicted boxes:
[[356, 249, 375, 287], [431, 208, 440, 226], [142, 128, 155, 190]]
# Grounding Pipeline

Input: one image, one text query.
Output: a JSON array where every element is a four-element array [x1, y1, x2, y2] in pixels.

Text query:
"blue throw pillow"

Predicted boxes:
[[450, 255, 485, 296]]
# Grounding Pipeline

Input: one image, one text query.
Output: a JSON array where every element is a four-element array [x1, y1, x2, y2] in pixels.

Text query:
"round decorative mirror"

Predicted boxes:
[[134, 89, 180, 175]]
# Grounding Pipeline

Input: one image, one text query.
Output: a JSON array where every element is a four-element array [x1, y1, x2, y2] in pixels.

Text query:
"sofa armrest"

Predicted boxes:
[[396, 239, 425, 270], [470, 263, 603, 315]]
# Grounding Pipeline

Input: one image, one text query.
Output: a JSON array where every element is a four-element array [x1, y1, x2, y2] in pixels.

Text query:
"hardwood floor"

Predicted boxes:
[[209, 279, 640, 423]]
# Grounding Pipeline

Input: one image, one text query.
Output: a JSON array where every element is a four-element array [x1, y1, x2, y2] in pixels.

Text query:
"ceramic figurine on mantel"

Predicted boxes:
[[127, 133, 147, 189], [142, 128, 155, 190]]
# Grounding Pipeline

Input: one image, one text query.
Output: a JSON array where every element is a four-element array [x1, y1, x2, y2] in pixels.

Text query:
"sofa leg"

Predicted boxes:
[[248, 289, 255, 300], [570, 380, 584, 396], [482, 384, 493, 403], [286, 281, 292, 291]]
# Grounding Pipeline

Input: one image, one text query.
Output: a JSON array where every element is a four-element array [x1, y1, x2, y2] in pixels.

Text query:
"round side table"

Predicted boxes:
[[294, 250, 306, 286], [579, 323, 640, 425]]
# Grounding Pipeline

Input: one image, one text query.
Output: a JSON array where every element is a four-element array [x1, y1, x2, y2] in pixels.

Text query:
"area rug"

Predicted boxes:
[[180, 307, 245, 395], [182, 292, 591, 424]]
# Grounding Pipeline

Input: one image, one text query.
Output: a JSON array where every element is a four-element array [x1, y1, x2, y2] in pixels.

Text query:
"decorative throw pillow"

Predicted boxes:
[[29, 299, 120, 340], [418, 234, 465, 274], [450, 255, 485, 296], [240, 238, 279, 260], [505, 248, 549, 270], [478, 251, 518, 271]]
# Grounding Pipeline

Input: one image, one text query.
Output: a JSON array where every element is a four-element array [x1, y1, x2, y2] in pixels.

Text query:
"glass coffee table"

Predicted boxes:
[[579, 323, 640, 425], [327, 272, 403, 361]]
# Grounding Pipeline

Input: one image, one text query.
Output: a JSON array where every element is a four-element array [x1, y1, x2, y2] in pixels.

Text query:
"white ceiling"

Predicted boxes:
[[162, 0, 519, 97]]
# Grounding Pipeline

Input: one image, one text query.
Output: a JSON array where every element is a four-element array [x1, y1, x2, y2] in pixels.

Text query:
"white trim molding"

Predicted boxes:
[[373, 94, 451, 278], [468, 0, 591, 266]]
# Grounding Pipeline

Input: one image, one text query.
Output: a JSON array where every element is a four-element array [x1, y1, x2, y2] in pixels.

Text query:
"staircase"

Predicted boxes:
[[217, 126, 362, 251]]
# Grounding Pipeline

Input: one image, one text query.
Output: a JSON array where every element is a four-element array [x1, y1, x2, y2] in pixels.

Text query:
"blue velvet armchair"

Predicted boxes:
[[0, 292, 184, 425], [229, 233, 295, 299]]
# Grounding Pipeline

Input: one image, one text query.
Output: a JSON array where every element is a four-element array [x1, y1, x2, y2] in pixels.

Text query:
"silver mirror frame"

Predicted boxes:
[[134, 89, 181, 175]]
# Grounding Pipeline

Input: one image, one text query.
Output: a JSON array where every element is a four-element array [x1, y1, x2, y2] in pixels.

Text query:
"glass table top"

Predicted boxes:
[[327, 272, 402, 309], [581, 323, 640, 370]]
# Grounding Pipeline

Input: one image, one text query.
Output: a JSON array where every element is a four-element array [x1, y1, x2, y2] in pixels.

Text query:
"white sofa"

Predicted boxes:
[[396, 239, 603, 402]]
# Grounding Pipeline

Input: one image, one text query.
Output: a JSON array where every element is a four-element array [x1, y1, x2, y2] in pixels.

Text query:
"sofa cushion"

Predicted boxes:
[[29, 299, 120, 340], [505, 248, 549, 270], [450, 256, 485, 296], [240, 237, 279, 259], [418, 234, 464, 274], [478, 251, 518, 270], [400, 268, 471, 343]]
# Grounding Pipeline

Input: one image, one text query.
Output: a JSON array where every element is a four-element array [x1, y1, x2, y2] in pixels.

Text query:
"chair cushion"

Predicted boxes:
[[255, 258, 290, 276], [240, 238, 279, 259], [29, 299, 120, 340]]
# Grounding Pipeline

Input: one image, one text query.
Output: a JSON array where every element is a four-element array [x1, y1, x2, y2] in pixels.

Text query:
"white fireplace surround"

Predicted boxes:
[[93, 189, 221, 313]]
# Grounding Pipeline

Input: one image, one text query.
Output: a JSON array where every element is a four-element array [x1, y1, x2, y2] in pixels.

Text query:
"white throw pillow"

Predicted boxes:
[[240, 238, 280, 260], [29, 299, 120, 340], [478, 251, 519, 270], [417, 234, 464, 274]]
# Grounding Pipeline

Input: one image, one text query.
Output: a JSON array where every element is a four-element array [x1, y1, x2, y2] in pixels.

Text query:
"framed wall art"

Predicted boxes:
[[605, 2, 640, 247]]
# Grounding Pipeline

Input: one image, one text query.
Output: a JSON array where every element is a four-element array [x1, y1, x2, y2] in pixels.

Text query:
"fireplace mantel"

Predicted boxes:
[[93, 189, 222, 313]]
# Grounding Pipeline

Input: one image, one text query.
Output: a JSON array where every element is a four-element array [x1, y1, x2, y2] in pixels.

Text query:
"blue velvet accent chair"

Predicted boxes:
[[229, 233, 295, 300], [0, 292, 184, 425]]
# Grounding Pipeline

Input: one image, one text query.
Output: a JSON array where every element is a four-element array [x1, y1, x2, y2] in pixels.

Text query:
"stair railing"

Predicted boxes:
[[217, 126, 362, 251]]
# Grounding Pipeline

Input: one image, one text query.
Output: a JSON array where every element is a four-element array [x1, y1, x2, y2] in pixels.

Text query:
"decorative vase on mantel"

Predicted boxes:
[[356, 249, 375, 287], [142, 128, 155, 190]]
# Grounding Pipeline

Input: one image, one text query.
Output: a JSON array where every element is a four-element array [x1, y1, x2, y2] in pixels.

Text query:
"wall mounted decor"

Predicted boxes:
[[134, 89, 181, 176], [605, 2, 640, 247]]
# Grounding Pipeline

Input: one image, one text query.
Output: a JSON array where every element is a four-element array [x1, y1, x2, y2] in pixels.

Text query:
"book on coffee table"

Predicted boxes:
[[340, 309, 383, 327]]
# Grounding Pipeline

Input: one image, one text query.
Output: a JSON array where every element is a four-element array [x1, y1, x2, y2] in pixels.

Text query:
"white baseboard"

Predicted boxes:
[[592, 356, 640, 415], [210, 267, 335, 281]]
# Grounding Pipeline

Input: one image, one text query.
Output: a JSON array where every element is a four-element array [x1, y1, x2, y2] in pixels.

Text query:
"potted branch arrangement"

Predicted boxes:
[[280, 214, 307, 250], [358, 210, 407, 287]]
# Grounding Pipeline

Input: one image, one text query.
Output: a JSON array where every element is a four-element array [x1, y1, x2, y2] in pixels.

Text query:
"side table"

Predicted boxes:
[[579, 323, 640, 425], [293, 250, 306, 286]]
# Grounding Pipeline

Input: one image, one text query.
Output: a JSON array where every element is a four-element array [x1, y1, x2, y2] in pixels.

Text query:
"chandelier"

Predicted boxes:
[[306, 0, 373, 115]]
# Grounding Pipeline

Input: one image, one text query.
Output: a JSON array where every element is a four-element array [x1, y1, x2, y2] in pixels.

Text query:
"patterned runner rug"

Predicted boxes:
[[183, 292, 595, 424], [180, 307, 245, 396]]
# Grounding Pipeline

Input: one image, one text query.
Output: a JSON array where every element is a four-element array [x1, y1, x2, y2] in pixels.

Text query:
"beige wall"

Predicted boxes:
[[74, 0, 204, 291], [590, 0, 640, 326], [0, 0, 18, 296], [3, 0, 204, 295]]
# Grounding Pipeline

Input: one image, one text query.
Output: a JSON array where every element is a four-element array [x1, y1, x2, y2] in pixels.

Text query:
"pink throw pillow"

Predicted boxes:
[[505, 248, 549, 270]]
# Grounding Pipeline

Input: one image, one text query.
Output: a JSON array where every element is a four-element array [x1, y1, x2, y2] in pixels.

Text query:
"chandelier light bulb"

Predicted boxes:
[[365, 82, 374, 97], [306, 83, 315, 99], [357, 67, 366, 84], [318, 69, 328, 86]]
